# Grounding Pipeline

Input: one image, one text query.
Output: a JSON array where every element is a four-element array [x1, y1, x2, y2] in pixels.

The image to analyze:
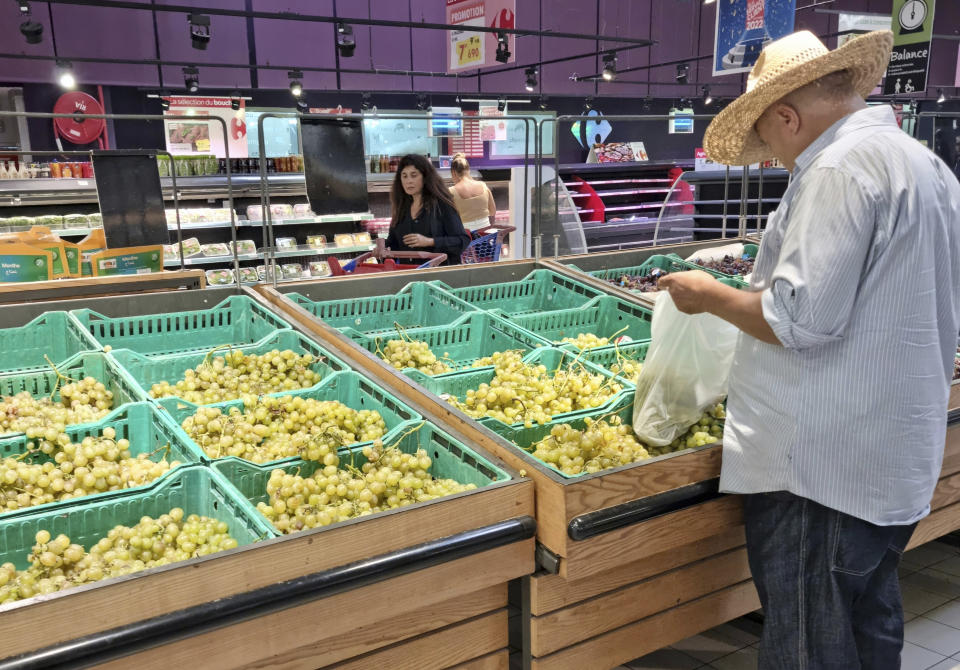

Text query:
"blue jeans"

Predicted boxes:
[[743, 491, 917, 670]]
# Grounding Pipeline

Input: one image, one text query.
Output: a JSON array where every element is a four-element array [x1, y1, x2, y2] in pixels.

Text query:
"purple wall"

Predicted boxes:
[[1, 1, 958, 98]]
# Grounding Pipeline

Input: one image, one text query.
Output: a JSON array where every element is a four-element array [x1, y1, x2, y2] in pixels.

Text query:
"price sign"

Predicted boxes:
[[455, 34, 483, 67], [195, 138, 211, 153]]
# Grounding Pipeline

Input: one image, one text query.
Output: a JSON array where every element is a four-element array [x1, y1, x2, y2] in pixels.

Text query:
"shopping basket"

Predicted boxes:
[[461, 225, 515, 264], [328, 250, 447, 276]]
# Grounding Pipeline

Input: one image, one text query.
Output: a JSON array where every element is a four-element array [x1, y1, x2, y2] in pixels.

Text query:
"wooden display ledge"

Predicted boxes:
[[0, 270, 206, 304]]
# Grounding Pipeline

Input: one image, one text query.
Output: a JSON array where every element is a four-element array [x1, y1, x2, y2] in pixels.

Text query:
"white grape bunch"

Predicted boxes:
[[0, 376, 114, 436]]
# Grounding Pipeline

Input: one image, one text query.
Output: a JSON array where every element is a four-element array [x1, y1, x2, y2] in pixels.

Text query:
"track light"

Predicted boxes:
[[525, 67, 538, 92], [642, 96, 652, 112], [182, 66, 199, 93], [188, 13, 210, 50], [497, 96, 506, 112], [336, 22, 356, 58], [539, 95, 549, 111], [583, 97, 593, 114], [288, 70, 303, 97], [296, 99, 308, 111], [417, 94, 428, 111], [702, 85, 713, 106], [602, 52, 617, 81], [937, 88, 946, 104], [361, 92, 372, 111], [161, 97, 170, 111], [495, 31, 510, 64], [18, 2, 43, 44], [230, 90, 241, 110], [56, 61, 75, 90], [676, 63, 689, 84]]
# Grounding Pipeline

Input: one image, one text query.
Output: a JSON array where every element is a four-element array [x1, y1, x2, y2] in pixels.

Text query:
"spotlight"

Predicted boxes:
[[56, 61, 75, 90], [497, 96, 506, 112], [601, 52, 617, 81], [642, 96, 653, 112], [183, 66, 199, 93], [583, 97, 593, 113], [230, 90, 241, 110], [937, 88, 946, 104], [702, 85, 713, 106], [361, 92, 372, 111], [495, 31, 510, 64], [676, 63, 689, 84], [161, 97, 170, 111], [336, 22, 356, 58], [296, 99, 308, 111], [288, 70, 303, 97], [188, 13, 210, 50], [539, 95, 549, 111], [17, 1, 29, 12], [525, 67, 538, 92], [417, 94, 428, 111]]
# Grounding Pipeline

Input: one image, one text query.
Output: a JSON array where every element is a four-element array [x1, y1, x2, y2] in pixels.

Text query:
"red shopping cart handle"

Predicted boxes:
[[328, 250, 447, 276]]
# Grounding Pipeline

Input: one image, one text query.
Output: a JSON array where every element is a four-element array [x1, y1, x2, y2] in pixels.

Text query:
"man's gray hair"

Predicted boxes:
[[784, 69, 858, 105]]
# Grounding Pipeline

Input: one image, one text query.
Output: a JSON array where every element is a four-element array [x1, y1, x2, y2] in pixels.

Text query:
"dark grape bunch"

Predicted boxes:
[[607, 267, 668, 293], [694, 254, 754, 276]]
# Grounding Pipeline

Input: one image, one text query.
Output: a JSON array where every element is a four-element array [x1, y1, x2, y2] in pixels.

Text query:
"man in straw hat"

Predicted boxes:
[[659, 30, 960, 667]]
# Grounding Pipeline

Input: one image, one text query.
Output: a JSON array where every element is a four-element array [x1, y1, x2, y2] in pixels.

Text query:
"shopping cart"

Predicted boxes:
[[327, 246, 447, 276], [461, 225, 516, 264]]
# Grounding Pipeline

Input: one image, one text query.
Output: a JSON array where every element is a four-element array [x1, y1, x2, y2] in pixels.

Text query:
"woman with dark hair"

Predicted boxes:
[[382, 154, 471, 265]]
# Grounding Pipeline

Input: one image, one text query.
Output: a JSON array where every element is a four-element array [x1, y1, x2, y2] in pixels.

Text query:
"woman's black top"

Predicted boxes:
[[386, 200, 471, 265]]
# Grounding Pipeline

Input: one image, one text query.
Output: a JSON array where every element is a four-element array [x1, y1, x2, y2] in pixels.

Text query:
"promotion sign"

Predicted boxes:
[[163, 96, 248, 158], [837, 12, 892, 48], [883, 0, 936, 95], [447, 0, 516, 72], [713, 0, 797, 76]]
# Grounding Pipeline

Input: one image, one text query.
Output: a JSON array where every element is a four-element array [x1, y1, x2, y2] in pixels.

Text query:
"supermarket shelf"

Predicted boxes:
[[163, 244, 374, 267]]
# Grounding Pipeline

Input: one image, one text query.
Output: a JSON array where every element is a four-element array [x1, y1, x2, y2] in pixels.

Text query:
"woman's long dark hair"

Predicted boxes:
[[390, 154, 455, 227]]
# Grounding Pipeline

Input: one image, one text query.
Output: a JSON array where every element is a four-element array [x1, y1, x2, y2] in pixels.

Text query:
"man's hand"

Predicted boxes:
[[402, 233, 434, 248], [657, 270, 719, 314]]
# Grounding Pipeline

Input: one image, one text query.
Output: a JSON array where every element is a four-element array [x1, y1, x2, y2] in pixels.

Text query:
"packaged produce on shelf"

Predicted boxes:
[[233, 240, 257, 256], [293, 204, 313, 218], [238, 267, 259, 283], [0, 228, 71, 279], [275, 237, 297, 249], [165, 208, 233, 225], [86, 213, 102, 226], [0, 243, 54, 282], [364, 219, 390, 238], [306, 235, 326, 248], [6, 216, 32, 229], [255, 265, 271, 282], [62, 214, 89, 228], [281, 263, 303, 279], [162, 244, 180, 261], [200, 243, 231, 257], [179, 237, 202, 257], [353, 232, 372, 245], [270, 204, 294, 219], [29, 227, 80, 276], [309, 259, 333, 278], [245, 205, 264, 221], [205, 269, 235, 285], [90, 246, 163, 277], [77, 229, 107, 277], [334, 234, 355, 248], [35, 215, 64, 229]]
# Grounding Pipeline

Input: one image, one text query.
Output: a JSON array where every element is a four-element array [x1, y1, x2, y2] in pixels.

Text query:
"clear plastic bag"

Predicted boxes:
[[632, 292, 739, 446]]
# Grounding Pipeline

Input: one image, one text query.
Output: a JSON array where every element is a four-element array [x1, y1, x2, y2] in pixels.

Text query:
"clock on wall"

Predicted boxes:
[[898, 0, 928, 34]]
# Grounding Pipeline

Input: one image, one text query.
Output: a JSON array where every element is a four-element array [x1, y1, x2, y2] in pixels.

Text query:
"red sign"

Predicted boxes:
[[746, 0, 765, 31]]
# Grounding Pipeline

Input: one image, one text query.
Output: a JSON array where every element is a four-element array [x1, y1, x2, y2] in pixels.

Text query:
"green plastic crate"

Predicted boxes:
[[349, 311, 551, 374], [0, 352, 148, 436], [288, 282, 477, 338], [0, 311, 100, 374], [506, 296, 653, 355], [435, 269, 603, 317], [108, 330, 350, 406], [0, 465, 272, 570], [411, 347, 630, 431], [578, 340, 651, 386], [684, 243, 758, 279], [71, 296, 292, 358], [487, 394, 637, 479], [585, 254, 745, 292], [213, 422, 512, 536], [158, 370, 422, 465], [0, 402, 204, 518]]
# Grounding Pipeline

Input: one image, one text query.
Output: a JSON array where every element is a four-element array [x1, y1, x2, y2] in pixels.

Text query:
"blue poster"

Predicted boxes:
[[713, 0, 797, 76]]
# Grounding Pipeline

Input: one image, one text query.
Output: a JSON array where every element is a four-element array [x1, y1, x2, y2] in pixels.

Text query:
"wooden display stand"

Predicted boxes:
[[0, 270, 206, 304]]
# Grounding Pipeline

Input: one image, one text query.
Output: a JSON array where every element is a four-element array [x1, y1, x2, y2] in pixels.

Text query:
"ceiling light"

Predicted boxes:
[[937, 88, 946, 104], [702, 85, 713, 106], [161, 97, 170, 111], [230, 89, 241, 110], [18, 0, 42, 45], [676, 63, 689, 84], [188, 13, 210, 50], [56, 61, 75, 89], [183, 66, 199, 93], [704, 0, 716, 4], [336, 22, 356, 58], [417, 94, 428, 111], [288, 70, 303, 97], [296, 99, 308, 111], [602, 52, 617, 81], [539, 95, 549, 111], [495, 31, 510, 64], [361, 92, 372, 110], [642, 96, 652, 112], [583, 97, 593, 113], [525, 67, 538, 92], [497, 96, 506, 112]]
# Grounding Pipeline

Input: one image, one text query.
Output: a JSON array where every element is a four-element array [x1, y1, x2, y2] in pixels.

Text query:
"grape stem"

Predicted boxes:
[[43, 355, 79, 401]]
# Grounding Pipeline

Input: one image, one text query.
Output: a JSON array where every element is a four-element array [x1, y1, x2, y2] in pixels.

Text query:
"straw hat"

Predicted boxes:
[[703, 30, 894, 166]]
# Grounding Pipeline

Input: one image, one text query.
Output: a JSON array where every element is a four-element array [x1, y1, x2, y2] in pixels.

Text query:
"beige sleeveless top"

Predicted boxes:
[[450, 182, 491, 227]]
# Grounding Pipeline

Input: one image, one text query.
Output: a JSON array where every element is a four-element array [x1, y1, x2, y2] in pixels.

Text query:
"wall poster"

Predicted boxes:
[[713, 0, 798, 76], [447, 0, 516, 72]]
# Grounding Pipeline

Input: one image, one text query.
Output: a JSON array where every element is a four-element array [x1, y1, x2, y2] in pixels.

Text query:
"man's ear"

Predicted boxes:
[[774, 103, 802, 136]]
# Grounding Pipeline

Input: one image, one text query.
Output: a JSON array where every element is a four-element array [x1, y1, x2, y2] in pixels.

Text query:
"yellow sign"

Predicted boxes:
[[455, 35, 483, 67], [195, 138, 211, 153]]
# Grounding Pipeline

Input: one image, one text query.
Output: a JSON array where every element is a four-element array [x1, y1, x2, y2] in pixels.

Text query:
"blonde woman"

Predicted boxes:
[[449, 153, 496, 233]]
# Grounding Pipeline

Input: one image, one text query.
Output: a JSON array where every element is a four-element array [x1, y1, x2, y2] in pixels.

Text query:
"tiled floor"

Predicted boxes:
[[610, 540, 960, 670]]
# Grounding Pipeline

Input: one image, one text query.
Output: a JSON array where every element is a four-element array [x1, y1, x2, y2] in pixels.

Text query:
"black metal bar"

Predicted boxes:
[[535, 542, 560, 574], [0, 516, 536, 670], [567, 479, 721, 541], [948, 407, 960, 426], [39, 0, 655, 44]]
